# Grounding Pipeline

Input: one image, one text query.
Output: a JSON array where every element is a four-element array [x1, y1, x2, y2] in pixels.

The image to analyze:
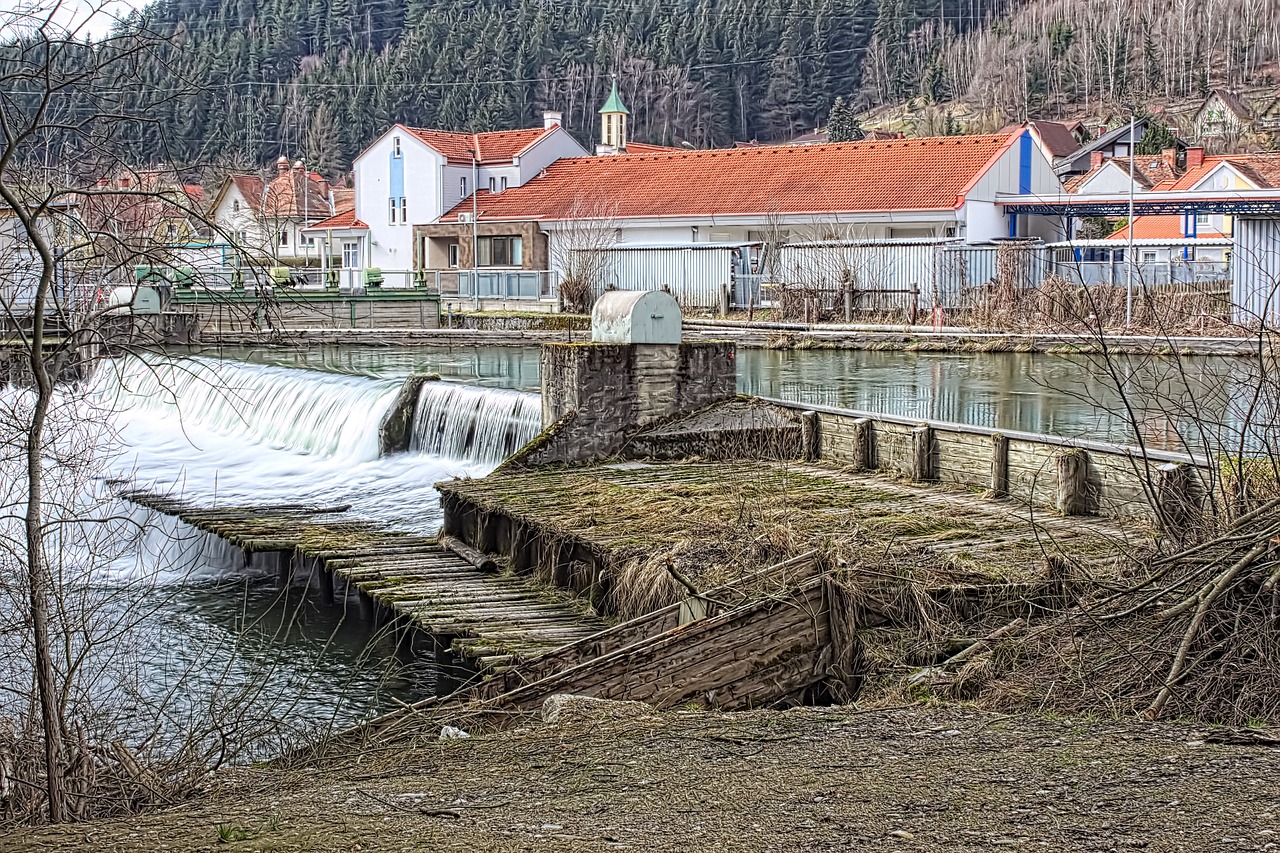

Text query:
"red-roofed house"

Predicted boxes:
[[348, 113, 588, 272], [416, 129, 1059, 296], [209, 157, 337, 266], [1105, 149, 1280, 263]]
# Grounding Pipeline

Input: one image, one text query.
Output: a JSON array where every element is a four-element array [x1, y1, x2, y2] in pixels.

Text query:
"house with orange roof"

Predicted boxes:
[[208, 157, 338, 268], [416, 128, 1059, 305], [344, 113, 588, 274], [1105, 149, 1280, 263]]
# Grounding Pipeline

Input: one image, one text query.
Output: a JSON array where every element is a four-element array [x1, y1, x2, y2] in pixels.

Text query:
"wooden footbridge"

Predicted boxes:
[[119, 489, 607, 678]]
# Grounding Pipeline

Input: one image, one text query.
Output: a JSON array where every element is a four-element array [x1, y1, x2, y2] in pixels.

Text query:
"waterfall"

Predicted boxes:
[[409, 382, 542, 465], [92, 354, 402, 461]]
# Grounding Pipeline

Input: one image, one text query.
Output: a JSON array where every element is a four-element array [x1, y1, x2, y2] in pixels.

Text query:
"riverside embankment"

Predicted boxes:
[[7, 704, 1277, 852]]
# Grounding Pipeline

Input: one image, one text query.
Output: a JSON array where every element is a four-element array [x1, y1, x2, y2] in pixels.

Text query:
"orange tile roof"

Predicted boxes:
[[623, 141, 683, 153], [307, 208, 367, 229], [1066, 155, 1182, 193], [439, 132, 1018, 222], [230, 175, 265, 212], [1173, 153, 1280, 190], [1108, 216, 1225, 240], [403, 127, 555, 164]]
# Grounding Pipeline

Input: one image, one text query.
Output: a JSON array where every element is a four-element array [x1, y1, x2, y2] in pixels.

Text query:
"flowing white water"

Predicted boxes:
[[410, 381, 542, 465], [93, 354, 401, 460], [2, 353, 546, 745]]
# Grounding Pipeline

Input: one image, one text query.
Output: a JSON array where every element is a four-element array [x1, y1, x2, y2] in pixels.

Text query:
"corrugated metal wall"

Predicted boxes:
[[1231, 218, 1280, 326], [776, 241, 942, 311], [596, 247, 737, 309]]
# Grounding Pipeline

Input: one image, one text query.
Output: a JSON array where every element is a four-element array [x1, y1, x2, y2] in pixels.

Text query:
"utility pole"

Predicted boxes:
[[471, 147, 479, 305], [1124, 108, 1136, 327]]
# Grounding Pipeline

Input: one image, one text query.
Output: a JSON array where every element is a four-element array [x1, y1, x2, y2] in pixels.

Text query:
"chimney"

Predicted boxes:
[[543, 110, 563, 130], [1096, 124, 1108, 139], [276, 155, 290, 173], [1090, 150, 1105, 168], [1162, 147, 1178, 173], [1186, 146, 1205, 169]]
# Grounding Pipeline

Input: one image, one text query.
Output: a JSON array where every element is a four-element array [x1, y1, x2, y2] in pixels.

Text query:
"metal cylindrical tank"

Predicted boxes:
[[590, 289, 683, 344]]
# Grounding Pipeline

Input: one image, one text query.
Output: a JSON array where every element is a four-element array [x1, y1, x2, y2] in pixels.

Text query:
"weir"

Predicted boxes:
[[108, 296, 1166, 722]]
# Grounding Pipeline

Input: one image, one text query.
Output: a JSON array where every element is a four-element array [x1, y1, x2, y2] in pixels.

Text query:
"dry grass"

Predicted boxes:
[[960, 276, 1234, 335]]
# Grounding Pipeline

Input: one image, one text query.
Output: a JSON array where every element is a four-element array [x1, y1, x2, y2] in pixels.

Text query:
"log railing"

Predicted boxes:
[[763, 397, 1209, 523]]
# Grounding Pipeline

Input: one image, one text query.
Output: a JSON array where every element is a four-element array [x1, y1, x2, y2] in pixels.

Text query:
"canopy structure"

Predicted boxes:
[[998, 189, 1280, 217]]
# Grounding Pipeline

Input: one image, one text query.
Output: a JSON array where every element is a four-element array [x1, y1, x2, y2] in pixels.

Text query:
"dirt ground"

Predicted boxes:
[[5, 704, 1279, 852]]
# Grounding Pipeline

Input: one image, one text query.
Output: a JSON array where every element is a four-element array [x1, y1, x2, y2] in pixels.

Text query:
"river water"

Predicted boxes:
[[3, 343, 1259, 757], [225, 343, 1257, 451]]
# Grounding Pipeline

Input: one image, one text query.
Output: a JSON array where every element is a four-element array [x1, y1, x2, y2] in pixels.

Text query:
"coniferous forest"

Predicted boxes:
[[22, 0, 1280, 177], [118, 0, 980, 175]]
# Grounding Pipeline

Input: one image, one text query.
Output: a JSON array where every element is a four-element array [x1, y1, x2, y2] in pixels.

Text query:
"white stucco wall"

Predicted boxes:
[[964, 131, 1063, 242], [355, 127, 442, 270], [515, 127, 589, 183]]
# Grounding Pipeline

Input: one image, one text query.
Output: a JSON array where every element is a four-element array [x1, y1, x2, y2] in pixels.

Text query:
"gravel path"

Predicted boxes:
[[7, 705, 1279, 852]]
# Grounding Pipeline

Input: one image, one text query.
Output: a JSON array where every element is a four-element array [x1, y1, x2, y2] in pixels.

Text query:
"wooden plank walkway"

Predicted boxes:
[[118, 489, 607, 672]]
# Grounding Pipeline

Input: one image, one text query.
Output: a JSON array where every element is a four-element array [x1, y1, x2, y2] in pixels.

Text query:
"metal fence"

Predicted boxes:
[[435, 270, 558, 300]]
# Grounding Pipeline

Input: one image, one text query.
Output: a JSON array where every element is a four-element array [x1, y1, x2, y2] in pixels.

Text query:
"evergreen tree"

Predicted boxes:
[[1135, 119, 1180, 155], [827, 97, 864, 142]]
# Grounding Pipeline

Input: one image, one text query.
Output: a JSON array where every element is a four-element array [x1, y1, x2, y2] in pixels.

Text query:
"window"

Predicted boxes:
[[399, 197, 407, 223], [393, 136, 402, 158], [476, 235, 523, 267], [488, 177, 497, 193], [166, 222, 179, 240], [278, 229, 289, 247], [232, 200, 240, 213], [1196, 212, 1211, 227], [389, 197, 397, 224], [1141, 250, 1158, 264], [342, 240, 360, 269], [500, 177, 508, 192], [460, 177, 468, 196], [447, 243, 460, 268]]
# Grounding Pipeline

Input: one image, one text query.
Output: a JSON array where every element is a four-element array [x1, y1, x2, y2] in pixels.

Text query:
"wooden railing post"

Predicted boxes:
[[990, 433, 1010, 497], [1056, 448, 1093, 515], [800, 410, 820, 462], [912, 424, 935, 482], [852, 417, 875, 472], [1156, 461, 1196, 534]]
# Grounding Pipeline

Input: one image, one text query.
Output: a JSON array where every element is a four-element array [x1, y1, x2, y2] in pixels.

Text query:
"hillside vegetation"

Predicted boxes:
[[19, 0, 1280, 176]]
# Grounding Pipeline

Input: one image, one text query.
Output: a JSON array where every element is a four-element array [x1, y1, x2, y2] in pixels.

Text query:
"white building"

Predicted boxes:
[[208, 157, 342, 268], [420, 127, 1062, 307], [314, 115, 588, 276]]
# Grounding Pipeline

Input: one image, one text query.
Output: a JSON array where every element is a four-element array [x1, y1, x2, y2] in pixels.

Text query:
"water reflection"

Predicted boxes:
[[218, 344, 1258, 450]]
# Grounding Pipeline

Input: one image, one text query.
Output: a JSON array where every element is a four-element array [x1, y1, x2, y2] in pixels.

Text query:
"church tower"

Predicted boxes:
[[598, 77, 630, 155]]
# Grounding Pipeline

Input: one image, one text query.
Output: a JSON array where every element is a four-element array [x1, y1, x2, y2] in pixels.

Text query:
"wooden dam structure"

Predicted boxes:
[[117, 292, 1214, 724]]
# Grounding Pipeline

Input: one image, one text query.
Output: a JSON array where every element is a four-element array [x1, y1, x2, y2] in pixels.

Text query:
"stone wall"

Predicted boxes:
[[517, 341, 736, 465]]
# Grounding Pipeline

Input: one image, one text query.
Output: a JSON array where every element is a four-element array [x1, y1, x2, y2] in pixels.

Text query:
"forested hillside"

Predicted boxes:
[[121, 0, 990, 175], [83, 0, 1280, 175]]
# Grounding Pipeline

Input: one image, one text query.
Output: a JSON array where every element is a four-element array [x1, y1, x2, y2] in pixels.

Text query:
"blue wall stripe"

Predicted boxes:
[[389, 149, 404, 198], [1018, 131, 1033, 194]]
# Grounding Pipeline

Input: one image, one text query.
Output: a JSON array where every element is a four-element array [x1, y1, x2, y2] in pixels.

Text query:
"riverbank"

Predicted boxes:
[[200, 316, 1267, 356], [8, 703, 1276, 851]]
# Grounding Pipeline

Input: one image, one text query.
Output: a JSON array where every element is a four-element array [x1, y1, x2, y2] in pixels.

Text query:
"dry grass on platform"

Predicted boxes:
[[443, 461, 1126, 620]]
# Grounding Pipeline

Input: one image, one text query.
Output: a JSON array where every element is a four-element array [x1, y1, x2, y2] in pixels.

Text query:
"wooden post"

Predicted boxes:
[[800, 410, 820, 462], [990, 433, 1010, 498], [1156, 461, 1196, 534], [911, 424, 935, 482], [1056, 448, 1093, 515], [851, 417, 875, 472], [314, 558, 335, 605]]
